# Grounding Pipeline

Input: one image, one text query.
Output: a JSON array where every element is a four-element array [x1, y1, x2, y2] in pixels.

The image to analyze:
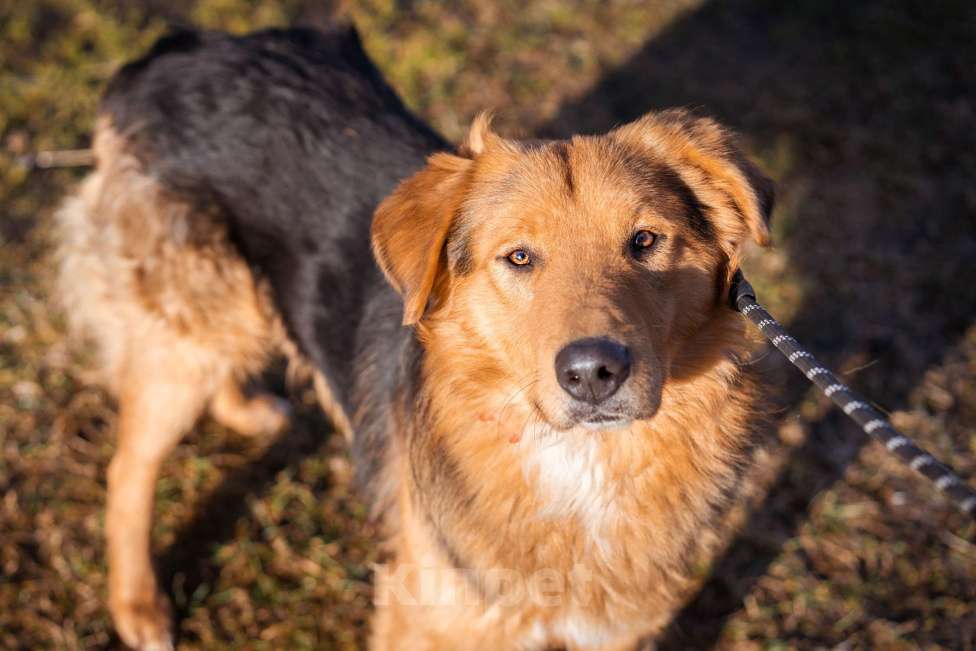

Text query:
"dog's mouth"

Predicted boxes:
[[544, 388, 665, 433], [536, 399, 651, 432], [571, 406, 639, 430], [578, 413, 634, 431]]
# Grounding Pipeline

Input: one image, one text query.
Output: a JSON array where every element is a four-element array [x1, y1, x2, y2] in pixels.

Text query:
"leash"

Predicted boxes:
[[729, 270, 976, 518]]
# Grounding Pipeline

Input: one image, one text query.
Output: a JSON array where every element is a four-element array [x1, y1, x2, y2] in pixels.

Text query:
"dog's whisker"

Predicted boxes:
[[494, 376, 540, 440]]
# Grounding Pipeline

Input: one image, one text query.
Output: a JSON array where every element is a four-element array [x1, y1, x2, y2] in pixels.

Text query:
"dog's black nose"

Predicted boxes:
[[555, 338, 631, 405]]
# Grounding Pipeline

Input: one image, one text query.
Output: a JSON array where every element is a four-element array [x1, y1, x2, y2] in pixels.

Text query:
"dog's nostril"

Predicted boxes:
[[555, 338, 632, 405]]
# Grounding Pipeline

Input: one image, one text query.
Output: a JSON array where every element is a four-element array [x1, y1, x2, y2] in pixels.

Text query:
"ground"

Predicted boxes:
[[0, 1, 974, 649]]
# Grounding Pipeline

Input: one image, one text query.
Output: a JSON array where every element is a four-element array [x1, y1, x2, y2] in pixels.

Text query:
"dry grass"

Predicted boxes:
[[1, 1, 974, 649]]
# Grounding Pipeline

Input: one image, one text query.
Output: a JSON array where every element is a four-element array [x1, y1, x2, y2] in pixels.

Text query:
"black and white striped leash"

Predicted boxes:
[[730, 270, 976, 518]]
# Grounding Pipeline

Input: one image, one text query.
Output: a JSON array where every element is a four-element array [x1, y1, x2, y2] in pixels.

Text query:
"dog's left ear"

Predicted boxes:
[[372, 113, 500, 326], [371, 151, 472, 325], [614, 109, 775, 269]]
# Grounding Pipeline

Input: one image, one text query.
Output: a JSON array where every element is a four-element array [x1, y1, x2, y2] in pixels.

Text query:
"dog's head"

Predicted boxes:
[[372, 110, 773, 431]]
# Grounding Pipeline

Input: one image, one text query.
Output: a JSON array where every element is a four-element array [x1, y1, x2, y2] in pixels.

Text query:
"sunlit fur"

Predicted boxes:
[[58, 25, 773, 648], [370, 110, 773, 649]]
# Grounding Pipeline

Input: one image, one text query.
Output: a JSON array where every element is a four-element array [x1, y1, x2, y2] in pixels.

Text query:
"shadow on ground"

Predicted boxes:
[[543, 1, 975, 648], [155, 373, 342, 633]]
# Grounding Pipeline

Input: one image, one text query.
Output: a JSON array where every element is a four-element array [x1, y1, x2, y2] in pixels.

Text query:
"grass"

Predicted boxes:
[[1, 1, 974, 649]]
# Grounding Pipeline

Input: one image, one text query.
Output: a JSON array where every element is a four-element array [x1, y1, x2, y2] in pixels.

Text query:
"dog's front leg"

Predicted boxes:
[[107, 373, 208, 651]]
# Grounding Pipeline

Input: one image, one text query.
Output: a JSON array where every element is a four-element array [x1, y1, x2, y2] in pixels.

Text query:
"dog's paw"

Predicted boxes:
[[110, 592, 174, 651], [211, 389, 292, 437], [243, 393, 292, 436]]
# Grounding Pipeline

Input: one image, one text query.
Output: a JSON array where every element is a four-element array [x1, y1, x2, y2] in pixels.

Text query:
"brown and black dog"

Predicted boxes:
[[57, 23, 773, 651]]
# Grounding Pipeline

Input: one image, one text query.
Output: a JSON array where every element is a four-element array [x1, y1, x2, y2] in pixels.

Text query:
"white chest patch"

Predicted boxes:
[[522, 615, 617, 650], [519, 429, 617, 538]]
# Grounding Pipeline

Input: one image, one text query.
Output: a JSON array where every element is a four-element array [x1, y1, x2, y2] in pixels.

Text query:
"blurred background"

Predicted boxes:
[[1, 1, 974, 649]]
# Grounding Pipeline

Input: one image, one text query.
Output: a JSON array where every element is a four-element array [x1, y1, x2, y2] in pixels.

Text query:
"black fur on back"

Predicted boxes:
[[100, 24, 446, 507]]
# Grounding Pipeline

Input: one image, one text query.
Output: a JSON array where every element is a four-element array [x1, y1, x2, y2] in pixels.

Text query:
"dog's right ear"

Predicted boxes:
[[371, 151, 473, 326]]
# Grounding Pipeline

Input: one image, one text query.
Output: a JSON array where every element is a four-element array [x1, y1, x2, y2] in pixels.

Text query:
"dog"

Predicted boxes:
[[56, 22, 774, 651]]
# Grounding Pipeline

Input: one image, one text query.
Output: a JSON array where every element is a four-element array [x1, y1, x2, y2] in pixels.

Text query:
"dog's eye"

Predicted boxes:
[[507, 249, 532, 267], [630, 230, 658, 256]]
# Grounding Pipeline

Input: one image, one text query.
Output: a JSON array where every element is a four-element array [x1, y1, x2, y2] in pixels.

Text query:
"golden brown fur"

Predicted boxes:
[[59, 104, 770, 649], [369, 111, 771, 649]]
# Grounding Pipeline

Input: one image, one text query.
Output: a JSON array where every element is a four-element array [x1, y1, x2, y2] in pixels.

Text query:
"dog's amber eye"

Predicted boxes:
[[630, 230, 657, 255], [507, 249, 531, 266]]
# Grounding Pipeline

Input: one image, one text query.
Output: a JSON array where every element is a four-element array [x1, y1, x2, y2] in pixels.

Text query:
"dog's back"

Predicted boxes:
[[97, 25, 444, 396]]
